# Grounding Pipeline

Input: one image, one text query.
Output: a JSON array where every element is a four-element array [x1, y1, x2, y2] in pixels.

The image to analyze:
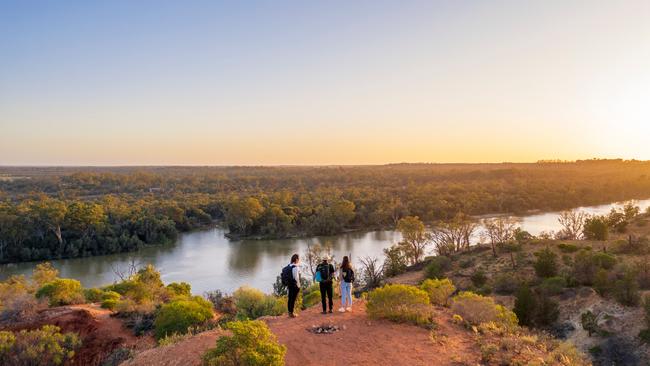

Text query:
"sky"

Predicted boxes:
[[1, 0, 650, 165]]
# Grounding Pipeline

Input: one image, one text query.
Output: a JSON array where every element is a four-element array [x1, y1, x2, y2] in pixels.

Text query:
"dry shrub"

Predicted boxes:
[[451, 291, 517, 327], [366, 284, 434, 326]]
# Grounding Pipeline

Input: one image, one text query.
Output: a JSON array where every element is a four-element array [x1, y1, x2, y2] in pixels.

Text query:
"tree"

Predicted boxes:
[[303, 242, 332, 277], [557, 210, 586, 240], [583, 215, 609, 240], [396, 216, 431, 264], [30, 196, 67, 251], [514, 285, 537, 326], [224, 197, 264, 235], [483, 217, 518, 257], [533, 248, 558, 278], [431, 213, 477, 256]]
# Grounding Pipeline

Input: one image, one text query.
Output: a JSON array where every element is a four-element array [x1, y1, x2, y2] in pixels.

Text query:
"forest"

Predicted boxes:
[[2, 159, 650, 263]]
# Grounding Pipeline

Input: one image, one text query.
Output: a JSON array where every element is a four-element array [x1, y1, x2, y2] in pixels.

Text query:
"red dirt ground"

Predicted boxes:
[[264, 300, 479, 366], [5, 303, 154, 366]]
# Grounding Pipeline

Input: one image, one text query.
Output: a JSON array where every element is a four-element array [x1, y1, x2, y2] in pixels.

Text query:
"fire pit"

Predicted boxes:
[[309, 324, 341, 334]]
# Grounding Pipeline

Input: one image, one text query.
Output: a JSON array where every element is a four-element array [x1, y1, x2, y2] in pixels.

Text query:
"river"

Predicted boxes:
[[2, 199, 650, 293]]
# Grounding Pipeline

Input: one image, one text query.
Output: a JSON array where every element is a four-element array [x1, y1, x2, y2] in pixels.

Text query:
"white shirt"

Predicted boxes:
[[291, 263, 300, 285]]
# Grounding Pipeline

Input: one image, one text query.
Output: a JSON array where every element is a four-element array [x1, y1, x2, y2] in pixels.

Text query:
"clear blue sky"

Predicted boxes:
[[1, 0, 649, 165]]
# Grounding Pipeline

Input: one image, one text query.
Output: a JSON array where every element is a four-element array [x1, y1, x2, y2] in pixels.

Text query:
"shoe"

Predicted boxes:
[[345, 307, 352, 312], [328, 309, 333, 313], [321, 311, 327, 314], [289, 313, 297, 318], [338, 307, 346, 313]]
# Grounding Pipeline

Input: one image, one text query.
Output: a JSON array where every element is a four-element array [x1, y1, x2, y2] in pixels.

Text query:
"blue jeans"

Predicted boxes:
[[340, 281, 353, 307]]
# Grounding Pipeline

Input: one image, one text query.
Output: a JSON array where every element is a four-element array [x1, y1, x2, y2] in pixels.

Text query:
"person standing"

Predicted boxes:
[[338, 255, 354, 312], [315, 257, 335, 314], [282, 254, 301, 318]]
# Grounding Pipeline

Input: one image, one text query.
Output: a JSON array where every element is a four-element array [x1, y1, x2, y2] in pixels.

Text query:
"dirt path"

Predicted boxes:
[[264, 300, 479, 366]]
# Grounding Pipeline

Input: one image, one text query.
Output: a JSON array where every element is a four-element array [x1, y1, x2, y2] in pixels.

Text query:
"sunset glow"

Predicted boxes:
[[1, 0, 650, 165]]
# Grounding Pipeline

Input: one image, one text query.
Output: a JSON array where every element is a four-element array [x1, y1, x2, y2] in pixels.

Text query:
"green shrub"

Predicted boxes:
[[593, 269, 612, 296], [470, 270, 487, 287], [557, 243, 579, 253], [424, 256, 451, 279], [420, 278, 455, 306], [35, 279, 84, 306], [154, 296, 213, 340], [581, 311, 599, 337], [83, 288, 104, 303], [583, 216, 609, 240], [166, 282, 192, 297], [451, 292, 517, 327], [101, 291, 121, 310], [592, 252, 616, 270], [0, 325, 80, 365], [301, 291, 320, 309], [539, 276, 566, 295], [533, 248, 558, 278], [366, 284, 433, 326], [513, 285, 536, 326], [233, 286, 285, 320], [613, 267, 640, 306], [202, 320, 285, 366], [492, 274, 521, 295], [383, 245, 408, 277]]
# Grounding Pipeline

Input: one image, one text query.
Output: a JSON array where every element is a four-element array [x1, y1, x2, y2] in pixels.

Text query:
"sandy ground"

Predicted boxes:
[[264, 300, 479, 366]]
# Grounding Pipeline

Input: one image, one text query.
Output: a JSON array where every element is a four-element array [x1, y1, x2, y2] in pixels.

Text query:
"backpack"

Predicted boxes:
[[343, 268, 355, 283], [281, 264, 294, 286], [316, 263, 331, 283]]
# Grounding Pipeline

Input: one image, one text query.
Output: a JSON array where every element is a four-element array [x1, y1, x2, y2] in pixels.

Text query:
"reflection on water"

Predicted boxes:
[[2, 198, 650, 293]]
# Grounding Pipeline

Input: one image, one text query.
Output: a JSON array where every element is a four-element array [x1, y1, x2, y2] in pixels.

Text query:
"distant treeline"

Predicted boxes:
[[2, 160, 650, 263]]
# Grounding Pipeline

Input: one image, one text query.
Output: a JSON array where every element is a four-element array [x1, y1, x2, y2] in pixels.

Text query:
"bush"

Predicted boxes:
[[420, 278, 455, 306], [424, 256, 451, 280], [613, 267, 640, 306], [593, 252, 617, 270], [383, 245, 408, 277], [0, 325, 81, 366], [493, 274, 521, 295], [83, 288, 104, 303], [205, 290, 237, 315], [101, 291, 121, 310], [202, 320, 285, 366], [513, 285, 536, 326], [366, 284, 433, 326], [539, 276, 567, 295], [154, 296, 214, 340], [451, 292, 517, 327], [32, 262, 59, 288], [35, 279, 84, 306], [233, 287, 285, 320], [557, 243, 579, 253], [470, 270, 487, 287], [166, 282, 191, 297], [583, 216, 609, 240], [533, 248, 558, 278], [572, 250, 614, 285], [593, 269, 612, 296]]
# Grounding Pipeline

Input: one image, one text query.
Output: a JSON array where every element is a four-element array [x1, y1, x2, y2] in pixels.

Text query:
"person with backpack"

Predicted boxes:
[[315, 257, 335, 314], [281, 253, 301, 318], [338, 255, 354, 312]]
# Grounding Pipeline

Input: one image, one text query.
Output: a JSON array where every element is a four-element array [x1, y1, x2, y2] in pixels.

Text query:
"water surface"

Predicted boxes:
[[2, 198, 649, 293]]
